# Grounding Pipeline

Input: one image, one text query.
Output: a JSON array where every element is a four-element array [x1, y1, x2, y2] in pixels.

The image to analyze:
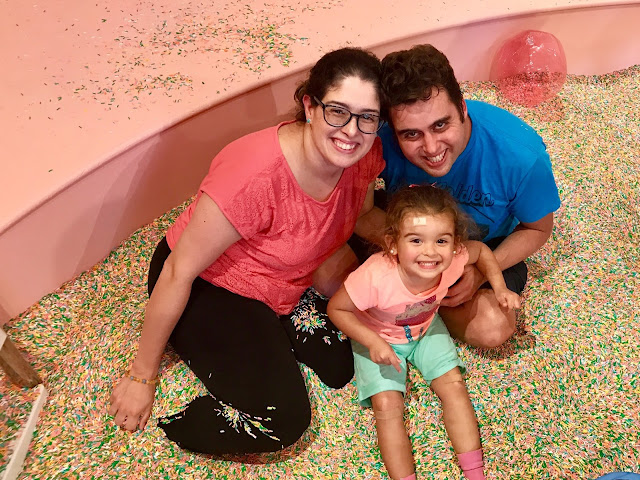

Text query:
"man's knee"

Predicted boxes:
[[474, 309, 516, 348]]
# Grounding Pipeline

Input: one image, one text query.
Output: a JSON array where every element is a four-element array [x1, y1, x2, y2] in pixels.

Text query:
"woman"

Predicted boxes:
[[108, 47, 385, 454]]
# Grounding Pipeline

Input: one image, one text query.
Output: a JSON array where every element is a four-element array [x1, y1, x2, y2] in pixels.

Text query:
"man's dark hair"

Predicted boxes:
[[381, 44, 465, 123]]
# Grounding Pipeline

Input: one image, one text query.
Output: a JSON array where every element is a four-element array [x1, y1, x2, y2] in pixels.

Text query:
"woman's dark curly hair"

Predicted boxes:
[[293, 47, 382, 122], [381, 44, 465, 124]]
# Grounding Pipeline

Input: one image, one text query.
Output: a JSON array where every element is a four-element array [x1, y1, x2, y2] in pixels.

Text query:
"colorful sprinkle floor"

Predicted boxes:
[[1, 65, 639, 479]]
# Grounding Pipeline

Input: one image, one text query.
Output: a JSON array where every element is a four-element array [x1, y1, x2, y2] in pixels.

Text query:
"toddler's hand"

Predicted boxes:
[[495, 289, 521, 310], [369, 339, 402, 373]]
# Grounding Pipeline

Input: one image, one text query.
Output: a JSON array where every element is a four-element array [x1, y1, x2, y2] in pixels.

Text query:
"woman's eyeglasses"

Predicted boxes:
[[313, 96, 383, 134]]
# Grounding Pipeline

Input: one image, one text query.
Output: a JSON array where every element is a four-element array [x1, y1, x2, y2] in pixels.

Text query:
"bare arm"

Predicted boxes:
[[464, 241, 509, 293], [441, 213, 553, 308], [328, 285, 401, 372], [133, 193, 241, 376], [109, 193, 241, 430], [328, 285, 383, 348], [464, 241, 521, 310], [491, 213, 554, 270], [353, 183, 385, 246], [312, 181, 378, 296]]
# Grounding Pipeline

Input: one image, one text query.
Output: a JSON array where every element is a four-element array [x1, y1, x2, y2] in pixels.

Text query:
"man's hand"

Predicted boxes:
[[440, 264, 485, 308]]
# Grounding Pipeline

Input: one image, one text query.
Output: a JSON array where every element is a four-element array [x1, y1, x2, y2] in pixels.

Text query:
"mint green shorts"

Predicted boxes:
[[352, 314, 465, 407]]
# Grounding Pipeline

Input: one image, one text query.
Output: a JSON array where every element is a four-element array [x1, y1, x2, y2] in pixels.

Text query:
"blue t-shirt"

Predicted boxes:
[[380, 100, 561, 241]]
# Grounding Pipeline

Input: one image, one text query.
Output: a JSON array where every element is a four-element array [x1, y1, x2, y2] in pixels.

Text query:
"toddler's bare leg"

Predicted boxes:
[[430, 367, 484, 479], [371, 390, 414, 480], [430, 367, 481, 453]]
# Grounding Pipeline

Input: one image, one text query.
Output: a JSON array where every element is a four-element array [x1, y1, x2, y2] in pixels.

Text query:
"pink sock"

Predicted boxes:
[[399, 474, 416, 480], [457, 448, 485, 480]]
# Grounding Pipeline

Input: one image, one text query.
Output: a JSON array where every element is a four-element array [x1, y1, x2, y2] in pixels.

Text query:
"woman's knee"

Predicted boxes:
[[320, 359, 354, 389], [277, 395, 312, 448]]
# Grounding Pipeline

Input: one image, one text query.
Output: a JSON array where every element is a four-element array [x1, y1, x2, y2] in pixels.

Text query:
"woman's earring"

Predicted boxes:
[[306, 118, 311, 124], [453, 250, 457, 254], [390, 248, 396, 255]]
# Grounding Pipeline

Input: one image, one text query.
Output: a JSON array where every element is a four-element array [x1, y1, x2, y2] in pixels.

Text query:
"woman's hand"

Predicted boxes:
[[105, 193, 242, 433], [369, 337, 402, 373], [108, 375, 156, 432]]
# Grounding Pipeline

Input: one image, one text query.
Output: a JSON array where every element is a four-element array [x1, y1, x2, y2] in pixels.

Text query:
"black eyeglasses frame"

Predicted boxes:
[[312, 96, 383, 134]]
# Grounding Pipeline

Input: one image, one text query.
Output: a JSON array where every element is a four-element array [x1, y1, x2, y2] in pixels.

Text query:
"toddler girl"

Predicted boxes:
[[328, 185, 521, 480]]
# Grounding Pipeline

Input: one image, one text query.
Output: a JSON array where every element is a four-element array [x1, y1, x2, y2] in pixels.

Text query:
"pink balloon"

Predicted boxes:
[[490, 30, 567, 107]]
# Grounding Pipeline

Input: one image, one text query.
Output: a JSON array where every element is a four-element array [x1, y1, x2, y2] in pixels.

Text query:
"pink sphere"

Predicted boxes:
[[490, 30, 567, 107]]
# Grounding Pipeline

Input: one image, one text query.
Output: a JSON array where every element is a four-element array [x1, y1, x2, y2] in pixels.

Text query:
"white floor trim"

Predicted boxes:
[[1, 384, 48, 480]]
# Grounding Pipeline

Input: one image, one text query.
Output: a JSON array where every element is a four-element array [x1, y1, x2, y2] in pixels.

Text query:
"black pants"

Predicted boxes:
[[148, 238, 353, 454]]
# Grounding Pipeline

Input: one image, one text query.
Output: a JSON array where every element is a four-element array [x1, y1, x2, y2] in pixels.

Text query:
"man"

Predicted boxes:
[[353, 44, 560, 348]]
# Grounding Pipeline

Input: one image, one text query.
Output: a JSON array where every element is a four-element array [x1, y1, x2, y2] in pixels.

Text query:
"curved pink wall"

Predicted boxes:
[[1, 1, 639, 324]]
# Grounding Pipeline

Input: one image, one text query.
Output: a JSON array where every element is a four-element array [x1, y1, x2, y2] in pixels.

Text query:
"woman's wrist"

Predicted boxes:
[[127, 370, 159, 386], [128, 359, 159, 380]]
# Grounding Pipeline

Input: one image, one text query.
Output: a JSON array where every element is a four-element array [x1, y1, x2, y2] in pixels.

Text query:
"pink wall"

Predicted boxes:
[[372, 4, 640, 81], [1, 2, 639, 324]]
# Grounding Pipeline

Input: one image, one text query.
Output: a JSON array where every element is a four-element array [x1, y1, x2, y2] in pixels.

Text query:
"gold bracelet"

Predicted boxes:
[[127, 371, 159, 386]]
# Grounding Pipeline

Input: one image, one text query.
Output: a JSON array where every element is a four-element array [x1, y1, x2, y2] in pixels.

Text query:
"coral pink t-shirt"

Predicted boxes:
[[166, 121, 384, 315], [344, 246, 469, 343]]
